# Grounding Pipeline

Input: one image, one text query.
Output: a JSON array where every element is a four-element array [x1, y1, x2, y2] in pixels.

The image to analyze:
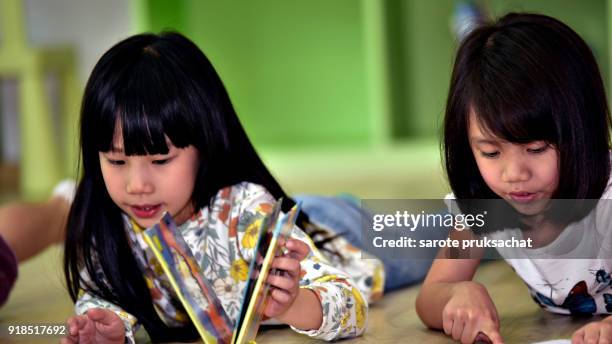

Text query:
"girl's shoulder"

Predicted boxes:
[[216, 181, 271, 199], [602, 152, 612, 199], [601, 172, 612, 199], [212, 182, 275, 212], [594, 167, 612, 228], [444, 193, 459, 214]]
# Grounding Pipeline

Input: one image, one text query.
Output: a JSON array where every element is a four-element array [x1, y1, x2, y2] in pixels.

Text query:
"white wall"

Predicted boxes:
[[0, 1, 135, 173], [0, 79, 20, 162], [24, 0, 134, 84]]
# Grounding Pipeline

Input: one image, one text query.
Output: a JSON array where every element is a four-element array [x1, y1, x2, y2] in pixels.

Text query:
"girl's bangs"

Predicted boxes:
[[467, 69, 558, 145], [95, 55, 195, 155]]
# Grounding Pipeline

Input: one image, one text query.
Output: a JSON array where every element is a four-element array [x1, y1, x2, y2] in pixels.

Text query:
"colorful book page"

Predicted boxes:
[[234, 203, 301, 344], [233, 200, 283, 336], [143, 213, 234, 344]]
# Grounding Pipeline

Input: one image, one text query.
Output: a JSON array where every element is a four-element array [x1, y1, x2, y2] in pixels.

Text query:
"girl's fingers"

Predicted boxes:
[[583, 324, 600, 344], [65, 317, 78, 336], [600, 324, 612, 342], [266, 273, 297, 292], [460, 317, 478, 344], [492, 309, 500, 328], [271, 256, 300, 274], [285, 239, 310, 260], [572, 327, 585, 344], [74, 315, 90, 331], [482, 327, 504, 344], [86, 308, 117, 326], [442, 312, 454, 336], [269, 287, 292, 304], [63, 315, 89, 343], [451, 312, 465, 341]]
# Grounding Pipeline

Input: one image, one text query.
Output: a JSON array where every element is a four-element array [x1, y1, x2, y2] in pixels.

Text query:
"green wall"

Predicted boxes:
[[148, 0, 373, 148], [146, 0, 188, 34], [385, 0, 609, 138], [387, 0, 455, 139], [141, 0, 611, 147]]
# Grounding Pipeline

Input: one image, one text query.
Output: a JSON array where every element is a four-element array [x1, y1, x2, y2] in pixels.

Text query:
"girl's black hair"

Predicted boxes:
[[63, 31, 332, 342], [443, 13, 611, 229]]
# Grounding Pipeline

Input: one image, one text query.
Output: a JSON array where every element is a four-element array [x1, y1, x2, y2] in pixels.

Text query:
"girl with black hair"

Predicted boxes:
[[416, 13, 612, 344], [60, 32, 368, 343]]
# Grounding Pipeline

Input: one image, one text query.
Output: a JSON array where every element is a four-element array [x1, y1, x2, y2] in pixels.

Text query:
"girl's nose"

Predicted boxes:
[[501, 159, 531, 183], [126, 168, 154, 194]]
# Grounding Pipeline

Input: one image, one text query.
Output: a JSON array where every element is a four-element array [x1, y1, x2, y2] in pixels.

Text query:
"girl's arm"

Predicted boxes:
[[273, 283, 323, 330], [416, 229, 503, 343], [287, 231, 368, 341], [416, 256, 481, 328], [233, 183, 367, 341]]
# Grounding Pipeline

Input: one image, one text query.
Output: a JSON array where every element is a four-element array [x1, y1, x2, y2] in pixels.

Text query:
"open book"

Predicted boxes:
[[141, 199, 300, 344]]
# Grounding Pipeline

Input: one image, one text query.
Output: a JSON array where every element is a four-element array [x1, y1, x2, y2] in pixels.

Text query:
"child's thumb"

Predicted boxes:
[[86, 308, 116, 325]]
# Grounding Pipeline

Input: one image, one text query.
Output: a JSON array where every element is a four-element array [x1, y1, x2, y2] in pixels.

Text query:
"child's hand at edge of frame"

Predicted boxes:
[[263, 238, 310, 320], [442, 281, 504, 344], [571, 316, 612, 344], [60, 308, 126, 344]]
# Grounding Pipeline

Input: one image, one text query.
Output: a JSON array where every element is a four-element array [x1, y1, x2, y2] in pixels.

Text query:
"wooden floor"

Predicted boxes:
[[0, 245, 600, 343]]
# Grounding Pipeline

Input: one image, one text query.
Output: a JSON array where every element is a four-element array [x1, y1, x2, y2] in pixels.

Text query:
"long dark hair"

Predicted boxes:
[[63, 32, 321, 342], [443, 13, 611, 229]]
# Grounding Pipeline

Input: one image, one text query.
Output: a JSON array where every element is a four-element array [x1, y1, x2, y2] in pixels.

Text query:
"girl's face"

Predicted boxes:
[[468, 111, 560, 216], [99, 131, 200, 229]]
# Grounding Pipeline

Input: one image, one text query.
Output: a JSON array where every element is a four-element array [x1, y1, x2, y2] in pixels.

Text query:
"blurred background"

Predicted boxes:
[[0, 0, 610, 201]]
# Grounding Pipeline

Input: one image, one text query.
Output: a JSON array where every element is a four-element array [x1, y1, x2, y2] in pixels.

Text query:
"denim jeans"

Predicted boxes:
[[294, 194, 447, 292]]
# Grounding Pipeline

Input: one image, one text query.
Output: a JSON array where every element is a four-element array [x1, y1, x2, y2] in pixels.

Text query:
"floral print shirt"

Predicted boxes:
[[75, 182, 368, 343], [306, 224, 385, 305]]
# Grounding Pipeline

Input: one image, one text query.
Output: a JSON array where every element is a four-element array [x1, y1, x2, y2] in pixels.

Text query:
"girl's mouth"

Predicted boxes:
[[508, 192, 537, 203], [130, 204, 162, 219]]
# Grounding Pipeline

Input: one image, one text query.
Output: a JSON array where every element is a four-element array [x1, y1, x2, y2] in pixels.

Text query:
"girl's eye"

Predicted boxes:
[[152, 158, 172, 165], [108, 159, 125, 166], [527, 145, 548, 154], [480, 151, 499, 158]]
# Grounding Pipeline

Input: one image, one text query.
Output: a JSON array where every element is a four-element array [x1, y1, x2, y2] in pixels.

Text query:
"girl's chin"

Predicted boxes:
[[129, 214, 165, 229], [508, 199, 551, 217]]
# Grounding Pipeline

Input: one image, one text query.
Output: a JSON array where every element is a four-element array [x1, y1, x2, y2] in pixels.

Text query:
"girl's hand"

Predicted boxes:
[[571, 317, 612, 344], [442, 281, 504, 344], [264, 238, 310, 319], [61, 308, 125, 344]]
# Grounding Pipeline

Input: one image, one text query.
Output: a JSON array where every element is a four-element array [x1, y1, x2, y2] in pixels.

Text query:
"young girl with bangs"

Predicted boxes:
[[416, 13, 612, 344], [59, 32, 371, 344]]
